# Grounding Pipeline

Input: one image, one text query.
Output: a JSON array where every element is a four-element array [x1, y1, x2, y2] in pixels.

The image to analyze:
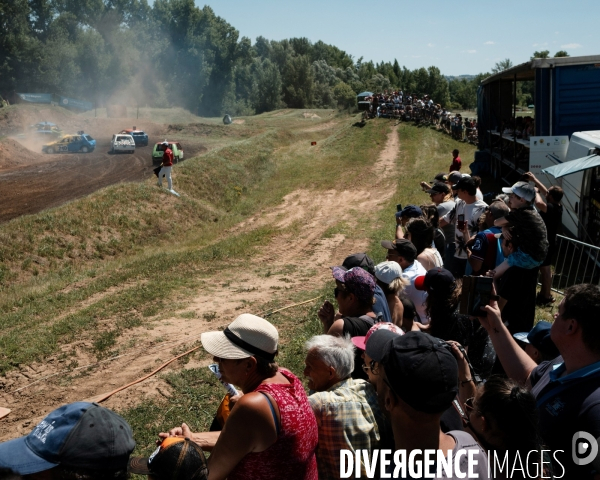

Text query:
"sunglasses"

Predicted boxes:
[[361, 360, 380, 375]]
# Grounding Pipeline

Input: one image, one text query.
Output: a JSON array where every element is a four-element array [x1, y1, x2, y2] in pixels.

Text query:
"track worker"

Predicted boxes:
[[158, 141, 174, 190], [158, 314, 318, 480]]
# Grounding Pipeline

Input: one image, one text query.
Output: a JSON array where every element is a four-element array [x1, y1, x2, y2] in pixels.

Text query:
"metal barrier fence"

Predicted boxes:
[[552, 234, 600, 294]]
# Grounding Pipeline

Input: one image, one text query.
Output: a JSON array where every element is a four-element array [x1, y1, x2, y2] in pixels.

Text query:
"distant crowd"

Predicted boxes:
[[363, 91, 478, 144], [2, 147, 600, 480]]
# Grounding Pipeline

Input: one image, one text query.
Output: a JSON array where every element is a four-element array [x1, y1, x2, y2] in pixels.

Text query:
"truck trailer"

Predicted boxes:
[[475, 55, 600, 242]]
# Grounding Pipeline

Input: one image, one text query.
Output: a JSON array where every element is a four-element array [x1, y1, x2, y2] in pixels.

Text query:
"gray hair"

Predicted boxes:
[[305, 334, 355, 379]]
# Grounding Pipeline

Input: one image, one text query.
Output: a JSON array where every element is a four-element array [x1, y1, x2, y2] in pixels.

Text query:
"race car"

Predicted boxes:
[[152, 141, 184, 164], [42, 133, 96, 154], [118, 127, 149, 146]]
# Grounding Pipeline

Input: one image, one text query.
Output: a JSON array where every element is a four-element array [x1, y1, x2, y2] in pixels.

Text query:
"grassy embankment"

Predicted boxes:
[[0, 109, 385, 374]]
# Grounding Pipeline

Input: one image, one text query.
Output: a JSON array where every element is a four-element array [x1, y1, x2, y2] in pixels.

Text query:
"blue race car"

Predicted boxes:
[[42, 132, 96, 154], [119, 128, 149, 146]]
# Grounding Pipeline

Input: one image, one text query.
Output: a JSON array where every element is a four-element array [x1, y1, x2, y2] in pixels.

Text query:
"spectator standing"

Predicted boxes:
[[318, 267, 377, 379], [158, 141, 174, 190], [513, 321, 559, 364], [0, 402, 135, 478], [373, 331, 490, 479], [373, 261, 409, 330], [333, 253, 391, 323], [303, 335, 386, 479], [440, 177, 487, 279], [450, 149, 462, 172], [427, 181, 457, 271], [465, 377, 548, 479], [404, 217, 443, 270], [381, 239, 428, 323], [394, 204, 422, 239], [466, 200, 509, 276], [525, 172, 564, 305], [480, 285, 600, 479], [495, 231, 539, 335]]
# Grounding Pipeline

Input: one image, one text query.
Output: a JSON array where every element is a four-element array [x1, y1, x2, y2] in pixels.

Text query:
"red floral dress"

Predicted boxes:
[[228, 368, 318, 480]]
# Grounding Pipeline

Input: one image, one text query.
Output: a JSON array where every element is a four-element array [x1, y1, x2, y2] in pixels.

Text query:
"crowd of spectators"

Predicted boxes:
[[2, 157, 599, 480], [362, 91, 478, 144]]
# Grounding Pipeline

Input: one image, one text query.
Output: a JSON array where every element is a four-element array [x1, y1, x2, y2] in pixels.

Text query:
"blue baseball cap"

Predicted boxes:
[[513, 321, 559, 358], [0, 402, 135, 475], [395, 205, 422, 219]]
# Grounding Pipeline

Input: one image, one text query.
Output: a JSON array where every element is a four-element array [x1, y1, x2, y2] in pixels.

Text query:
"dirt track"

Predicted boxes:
[[0, 145, 153, 222], [0, 127, 400, 441], [0, 141, 206, 223]]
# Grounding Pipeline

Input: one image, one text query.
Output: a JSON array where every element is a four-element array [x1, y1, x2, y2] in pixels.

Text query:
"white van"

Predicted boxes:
[[110, 134, 135, 154], [540, 131, 600, 244]]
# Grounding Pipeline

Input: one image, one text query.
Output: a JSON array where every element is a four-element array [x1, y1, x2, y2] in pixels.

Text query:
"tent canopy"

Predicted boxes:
[[542, 154, 600, 178], [357, 91, 373, 98]]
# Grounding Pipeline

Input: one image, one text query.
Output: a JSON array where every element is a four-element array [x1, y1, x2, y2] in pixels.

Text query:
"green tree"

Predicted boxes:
[[491, 58, 513, 74], [531, 50, 550, 59], [554, 50, 569, 57], [333, 81, 356, 109], [282, 54, 313, 108]]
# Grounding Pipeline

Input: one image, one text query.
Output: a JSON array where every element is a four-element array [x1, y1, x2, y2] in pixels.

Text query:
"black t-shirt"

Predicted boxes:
[[343, 315, 375, 380], [540, 202, 563, 245], [509, 207, 548, 262], [530, 357, 600, 480], [497, 266, 539, 334]]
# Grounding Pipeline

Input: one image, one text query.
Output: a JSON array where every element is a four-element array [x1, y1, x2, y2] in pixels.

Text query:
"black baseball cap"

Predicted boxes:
[[365, 329, 399, 362], [431, 172, 448, 183], [452, 177, 477, 194], [129, 437, 208, 480], [333, 252, 376, 276], [426, 182, 450, 195], [381, 239, 417, 261], [414, 268, 456, 295], [382, 332, 458, 414], [0, 402, 135, 475]]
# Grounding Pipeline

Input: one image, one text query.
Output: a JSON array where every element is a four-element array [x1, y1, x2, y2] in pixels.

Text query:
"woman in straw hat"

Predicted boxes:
[[158, 314, 318, 480]]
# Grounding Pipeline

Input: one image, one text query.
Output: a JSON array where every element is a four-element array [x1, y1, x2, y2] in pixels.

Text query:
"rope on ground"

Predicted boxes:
[[94, 345, 202, 403], [262, 295, 322, 317]]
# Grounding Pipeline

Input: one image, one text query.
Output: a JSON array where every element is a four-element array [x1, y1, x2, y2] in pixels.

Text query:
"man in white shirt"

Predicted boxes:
[[440, 177, 487, 279], [381, 239, 428, 324]]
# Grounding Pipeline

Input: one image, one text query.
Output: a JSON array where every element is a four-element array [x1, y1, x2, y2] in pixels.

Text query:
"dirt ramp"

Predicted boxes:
[[0, 138, 49, 170]]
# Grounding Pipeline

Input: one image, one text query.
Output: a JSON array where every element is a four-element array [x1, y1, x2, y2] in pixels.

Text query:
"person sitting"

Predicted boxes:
[[465, 377, 548, 479], [159, 314, 318, 480], [373, 331, 490, 478], [512, 321, 559, 365], [479, 284, 600, 479], [373, 261, 409, 330], [404, 217, 443, 270], [0, 402, 135, 479], [129, 437, 208, 480], [304, 335, 387, 479], [317, 267, 378, 379]]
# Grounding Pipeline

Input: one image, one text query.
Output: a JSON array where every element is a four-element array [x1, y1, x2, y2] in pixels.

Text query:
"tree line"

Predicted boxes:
[[0, 0, 567, 116]]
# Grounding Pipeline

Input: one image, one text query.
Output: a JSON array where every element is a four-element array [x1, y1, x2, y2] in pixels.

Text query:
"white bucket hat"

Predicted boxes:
[[374, 261, 403, 284], [201, 314, 278, 360]]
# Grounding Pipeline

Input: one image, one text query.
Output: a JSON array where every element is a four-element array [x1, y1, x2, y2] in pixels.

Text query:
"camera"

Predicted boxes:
[[459, 276, 494, 317]]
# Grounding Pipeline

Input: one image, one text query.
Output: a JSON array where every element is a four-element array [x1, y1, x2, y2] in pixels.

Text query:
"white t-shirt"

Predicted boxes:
[[442, 199, 488, 260], [401, 260, 428, 324]]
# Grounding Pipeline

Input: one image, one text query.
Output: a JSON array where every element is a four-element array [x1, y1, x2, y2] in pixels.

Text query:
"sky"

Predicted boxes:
[[195, 0, 598, 76]]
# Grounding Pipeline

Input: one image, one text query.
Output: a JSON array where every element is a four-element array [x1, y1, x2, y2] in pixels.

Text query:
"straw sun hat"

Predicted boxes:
[[201, 314, 279, 361]]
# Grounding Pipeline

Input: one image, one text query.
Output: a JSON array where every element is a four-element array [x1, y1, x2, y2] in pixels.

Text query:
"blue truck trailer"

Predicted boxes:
[[475, 55, 600, 243]]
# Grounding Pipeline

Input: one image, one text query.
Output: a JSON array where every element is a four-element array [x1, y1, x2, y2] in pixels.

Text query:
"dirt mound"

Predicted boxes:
[[0, 138, 49, 170]]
